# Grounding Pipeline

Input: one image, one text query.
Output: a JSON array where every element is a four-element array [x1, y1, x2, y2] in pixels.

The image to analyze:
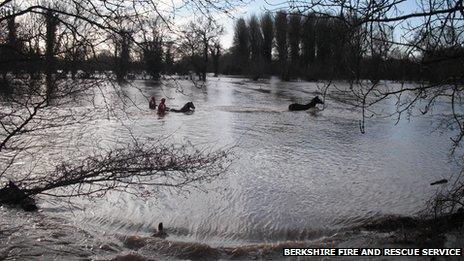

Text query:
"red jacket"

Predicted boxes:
[[158, 101, 166, 113]]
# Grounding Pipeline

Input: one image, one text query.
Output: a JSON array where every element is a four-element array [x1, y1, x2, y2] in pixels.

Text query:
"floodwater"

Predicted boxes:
[[0, 76, 460, 260]]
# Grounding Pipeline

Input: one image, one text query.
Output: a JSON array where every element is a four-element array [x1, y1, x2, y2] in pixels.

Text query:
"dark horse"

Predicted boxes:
[[288, 96, 324, 111], [170, 102, 195, 113]]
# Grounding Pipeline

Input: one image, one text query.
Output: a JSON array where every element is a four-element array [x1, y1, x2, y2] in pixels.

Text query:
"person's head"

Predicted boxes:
[[150, 96, 155, 101], [161, 98, 166, 103]]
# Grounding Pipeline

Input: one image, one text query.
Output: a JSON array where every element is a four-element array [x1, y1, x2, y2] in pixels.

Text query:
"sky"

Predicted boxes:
[[219, 0, 288, 48]]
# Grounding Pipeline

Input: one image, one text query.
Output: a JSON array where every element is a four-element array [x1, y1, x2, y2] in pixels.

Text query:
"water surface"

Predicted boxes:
[[0, 76, 459, 260]]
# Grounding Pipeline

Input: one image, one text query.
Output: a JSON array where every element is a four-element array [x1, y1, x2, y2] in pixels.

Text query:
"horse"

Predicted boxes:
[[288, 96, 324, 111], [430, 179, 448, 185], [170, 102, 195, 113]]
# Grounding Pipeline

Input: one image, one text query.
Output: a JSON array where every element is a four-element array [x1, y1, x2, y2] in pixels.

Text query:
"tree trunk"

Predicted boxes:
[[45, 10, 58, 102], [202, 37, 208, 81]]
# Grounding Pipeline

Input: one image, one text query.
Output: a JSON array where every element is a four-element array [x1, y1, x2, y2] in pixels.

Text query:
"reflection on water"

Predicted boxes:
[[0, 77, 459, 259]]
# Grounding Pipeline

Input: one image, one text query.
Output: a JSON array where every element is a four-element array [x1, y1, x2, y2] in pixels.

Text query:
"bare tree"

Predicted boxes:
[[276, 0, 464, 220], [179, 17, 224, 81], [45, 10, 59, 96], [280, 0, 463, 142], [141, 23, 164, 80], [0, 69, 232, 209], [0, 0, 237, 210]]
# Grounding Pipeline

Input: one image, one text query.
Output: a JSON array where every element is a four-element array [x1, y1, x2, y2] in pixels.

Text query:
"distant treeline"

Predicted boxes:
[[0, 12, 219, 84], [0, 10, 462, 84], [223, 11, 464, 83]]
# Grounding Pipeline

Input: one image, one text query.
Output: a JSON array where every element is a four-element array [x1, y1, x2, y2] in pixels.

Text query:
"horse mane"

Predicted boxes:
[[181, 102, 191, 111]]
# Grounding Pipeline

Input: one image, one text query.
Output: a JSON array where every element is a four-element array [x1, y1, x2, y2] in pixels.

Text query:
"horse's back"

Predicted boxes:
[[170, 102, 194, 113], [289, 103, 304, 111]]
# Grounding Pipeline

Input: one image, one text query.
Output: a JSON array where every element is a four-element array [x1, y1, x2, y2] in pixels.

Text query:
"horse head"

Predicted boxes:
[[313, 96, 324, 104]]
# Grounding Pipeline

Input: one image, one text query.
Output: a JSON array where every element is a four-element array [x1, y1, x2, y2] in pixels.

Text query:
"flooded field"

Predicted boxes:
[[0, 76, 460, 260]]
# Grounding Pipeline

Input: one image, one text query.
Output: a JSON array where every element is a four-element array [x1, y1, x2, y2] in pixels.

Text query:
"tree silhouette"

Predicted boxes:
[[0, 0, 235, 209], [260, 12, 274, 74], [275, 11, 289, 81], [301, 13, 316, 77], [288, 12, 301, 77], [232, 18, 249, 75], [248, 15, 263, 80], [180, 18, 224, 81]]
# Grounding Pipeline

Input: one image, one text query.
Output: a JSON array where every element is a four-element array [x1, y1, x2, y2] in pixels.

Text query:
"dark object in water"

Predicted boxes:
[[170, 102, 195, 113], [362, 215, 418, 232], [0, 181, 37, 211], [152, 222, 168, 238], [111, 253, 154, 261], [149, 96, 156, 110], [430, 179, 448, 185], [289, 96, 324, 111]]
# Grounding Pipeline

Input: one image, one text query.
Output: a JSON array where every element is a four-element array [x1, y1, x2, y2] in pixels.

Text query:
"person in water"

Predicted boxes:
[[152, 222, 168, 238], [157, 98, 168, 114], [149, 96, 156, 109]]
